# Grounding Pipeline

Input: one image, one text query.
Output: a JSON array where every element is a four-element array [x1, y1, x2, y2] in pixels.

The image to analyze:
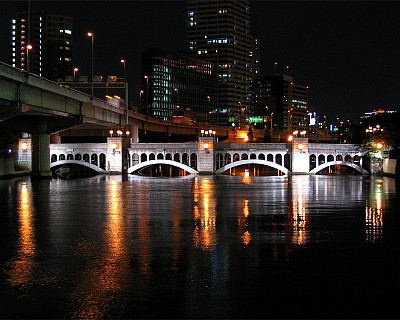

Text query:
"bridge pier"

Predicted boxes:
[[107, 137, 130, 174], [291, 137, 309, 174], [30, 120, 52, 178], [197, 136, 215, 174]]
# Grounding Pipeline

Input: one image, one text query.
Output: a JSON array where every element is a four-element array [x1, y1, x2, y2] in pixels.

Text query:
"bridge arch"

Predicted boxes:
[[127, 159, 199, 175], [50, 160, 107, 173], [215, 159, 290, 175], [309, 160, 368, 175]]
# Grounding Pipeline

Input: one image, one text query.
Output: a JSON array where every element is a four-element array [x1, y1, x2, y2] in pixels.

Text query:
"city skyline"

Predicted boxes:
[[1, 1, 399, 123]]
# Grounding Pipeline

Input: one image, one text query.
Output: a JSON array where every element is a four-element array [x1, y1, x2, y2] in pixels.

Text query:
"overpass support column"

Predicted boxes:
[[197, 136, 215, 174], [31, 120, 52, 178], [291, 137, 309, 174], [129, 123, 139, 143]]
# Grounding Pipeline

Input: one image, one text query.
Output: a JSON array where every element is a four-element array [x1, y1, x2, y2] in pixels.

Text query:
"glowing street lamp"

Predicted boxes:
[[73, 67, 79, 82], [120, 59, 128, 125], [26, 44, 33, 73], [144, 75, 149, 116], [87, 32, 94, 97]]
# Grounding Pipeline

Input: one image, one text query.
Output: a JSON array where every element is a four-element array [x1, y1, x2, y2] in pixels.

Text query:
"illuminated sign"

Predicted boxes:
[[247, 117, 263, 124]]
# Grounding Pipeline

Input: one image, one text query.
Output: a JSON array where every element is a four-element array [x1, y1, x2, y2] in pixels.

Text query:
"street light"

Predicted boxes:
[[174, 88, 179, 115], [144, 75, 149, 116], [73, 67, 79, 82], [87, 32, 94, 97], [26, 44, 32, 73], [121, 59, 128, 125]]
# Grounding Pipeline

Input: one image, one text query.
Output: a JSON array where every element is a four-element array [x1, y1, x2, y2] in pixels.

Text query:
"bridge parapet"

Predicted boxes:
[[215, 142, 289, 151]]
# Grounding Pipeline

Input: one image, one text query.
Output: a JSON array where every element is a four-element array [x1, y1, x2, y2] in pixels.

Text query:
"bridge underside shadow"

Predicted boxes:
[[309, 161, 369, 175], [215, 159, 290, 175], [128, 160, 199, 175]]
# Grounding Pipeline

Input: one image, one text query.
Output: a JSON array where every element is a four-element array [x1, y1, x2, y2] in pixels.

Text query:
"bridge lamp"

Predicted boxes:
[[109, 129, 113, 137], [117, 130, 123, 136], [201, 129, 204, 136]]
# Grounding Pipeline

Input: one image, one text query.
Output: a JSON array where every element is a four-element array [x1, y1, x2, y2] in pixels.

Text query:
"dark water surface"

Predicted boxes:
[[0, 174, 399, 319]]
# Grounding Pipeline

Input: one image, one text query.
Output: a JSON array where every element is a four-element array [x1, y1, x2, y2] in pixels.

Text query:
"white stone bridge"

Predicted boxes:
[[18, 136, 369, 176]]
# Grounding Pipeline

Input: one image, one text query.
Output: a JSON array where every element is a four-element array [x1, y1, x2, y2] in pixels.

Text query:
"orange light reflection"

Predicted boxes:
[[7, 182, 36, 286], [192, 178, 217, 251], [71, 179, 129, 319]]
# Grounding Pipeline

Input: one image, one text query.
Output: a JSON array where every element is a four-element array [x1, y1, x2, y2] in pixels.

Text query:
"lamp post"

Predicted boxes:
[[207, 95, 211, 125], [144, 75, 149, 116], [139, 90, 144, 113], [26, 44, 32, 73], [73, 67, 78, 82], [121, 59, 128, 125], [87, 32, 94, 97]]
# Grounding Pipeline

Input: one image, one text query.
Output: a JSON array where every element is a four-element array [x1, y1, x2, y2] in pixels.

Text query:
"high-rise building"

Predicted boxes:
[[141, 48, 216, 123], [11, 10, 73, 81], [253, 74, 309, 133], [186, 0, 253, 126]]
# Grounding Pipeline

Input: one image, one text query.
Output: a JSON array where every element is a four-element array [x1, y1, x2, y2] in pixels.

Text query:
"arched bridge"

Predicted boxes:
[[127, 159, 199, 175], [26, 137, 369, 176]]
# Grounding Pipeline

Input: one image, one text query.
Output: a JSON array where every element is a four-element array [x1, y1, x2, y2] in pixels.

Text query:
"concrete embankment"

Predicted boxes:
[[0, 158, 30, 179]]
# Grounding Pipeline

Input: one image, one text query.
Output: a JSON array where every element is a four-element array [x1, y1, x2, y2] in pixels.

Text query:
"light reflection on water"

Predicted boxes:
[[6, 182, 36, 287], [0, 174, 398, 318]]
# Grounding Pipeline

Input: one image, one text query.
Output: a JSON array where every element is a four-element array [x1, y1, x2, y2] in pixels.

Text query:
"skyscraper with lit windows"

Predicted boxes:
[[186, 0, 253, 126], [10, 10, 73, 81], [141, 48, 216, 122]]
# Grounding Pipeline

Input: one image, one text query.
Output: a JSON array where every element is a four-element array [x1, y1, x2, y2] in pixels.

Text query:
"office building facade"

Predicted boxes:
[[186, 0, 253, 125], [141, 48, 216, 123], [11, 11, 73, 81], [253, 74, 309, 133]]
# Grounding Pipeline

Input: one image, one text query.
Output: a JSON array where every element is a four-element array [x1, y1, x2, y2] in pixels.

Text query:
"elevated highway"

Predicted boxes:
[[0, 62, 256, 176]]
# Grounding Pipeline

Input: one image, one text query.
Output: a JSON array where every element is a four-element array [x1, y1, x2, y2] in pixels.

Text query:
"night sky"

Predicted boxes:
[[1, 1, 399, 123]]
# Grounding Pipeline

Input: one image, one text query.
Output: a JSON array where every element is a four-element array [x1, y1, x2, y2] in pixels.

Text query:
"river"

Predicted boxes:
[[0, 174, 399, 319]]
